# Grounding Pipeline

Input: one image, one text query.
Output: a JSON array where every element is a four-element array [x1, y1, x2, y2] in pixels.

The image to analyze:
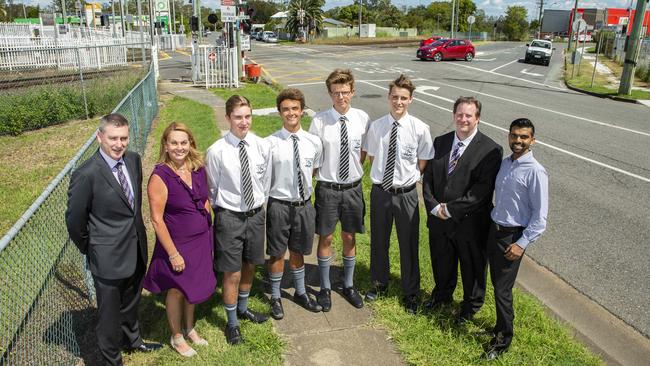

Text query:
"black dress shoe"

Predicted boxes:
[[294, 292, 322, 312], [317, 288, 332, 312], [455, 312, 474, 326], [364, 284, 388, 302], [127, 342, 162, 353], [225, 325, 243, 345], [402, 295, 419, 315], [237, 308, 269, 324], [342, 287, 364, 308], [270, 298, 284, 320], [423, 296, 451, 311]]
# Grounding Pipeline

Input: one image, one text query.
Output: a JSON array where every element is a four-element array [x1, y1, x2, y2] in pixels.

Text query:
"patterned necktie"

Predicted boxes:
[[448, 141, 464, 176], [338, 116, 350, 182], [114, 162, 134, 208], [238, 140, 255, 210], [381, 121, 399, 191], [291, 134, 306, 200]]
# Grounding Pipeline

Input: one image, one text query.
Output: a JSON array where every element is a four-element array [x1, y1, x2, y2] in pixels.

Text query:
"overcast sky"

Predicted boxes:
[[22, 0, 639, 19]]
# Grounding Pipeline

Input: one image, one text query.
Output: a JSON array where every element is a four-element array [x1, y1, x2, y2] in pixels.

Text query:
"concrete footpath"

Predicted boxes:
[[158, 81, 650, 366]]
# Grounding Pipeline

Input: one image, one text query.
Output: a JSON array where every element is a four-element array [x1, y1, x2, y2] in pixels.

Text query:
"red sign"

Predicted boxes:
[[208, 52, 216, 61], [221, 0, 234, 5]]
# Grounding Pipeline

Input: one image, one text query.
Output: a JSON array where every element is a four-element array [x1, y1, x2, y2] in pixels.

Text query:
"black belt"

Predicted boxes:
[[217, 206, 263, 218], [269, 197, 311, 207], [319, 180, 361, 191], [493, 222, 524, 233], [374, 184, 416, 194]]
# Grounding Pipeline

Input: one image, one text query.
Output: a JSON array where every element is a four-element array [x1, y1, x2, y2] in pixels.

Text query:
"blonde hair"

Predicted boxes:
[[158, 122, 204, 171]]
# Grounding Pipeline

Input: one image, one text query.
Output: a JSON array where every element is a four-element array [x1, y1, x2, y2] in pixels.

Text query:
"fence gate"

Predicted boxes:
[[192, 44, 239, 89]]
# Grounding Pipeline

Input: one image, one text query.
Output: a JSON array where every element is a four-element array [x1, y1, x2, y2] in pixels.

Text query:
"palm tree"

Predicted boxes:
[[285, 0, 324, 40]]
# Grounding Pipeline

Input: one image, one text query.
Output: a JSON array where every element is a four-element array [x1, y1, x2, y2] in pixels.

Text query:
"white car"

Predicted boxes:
[[524, 39, 554, 66], [262, 31, 278, 43]]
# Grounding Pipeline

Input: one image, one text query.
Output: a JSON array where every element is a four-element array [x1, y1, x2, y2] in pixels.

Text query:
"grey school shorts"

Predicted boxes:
[[266, 197, 316, 257], [314, 181, 365, 236], [213, 206, 266, 273]]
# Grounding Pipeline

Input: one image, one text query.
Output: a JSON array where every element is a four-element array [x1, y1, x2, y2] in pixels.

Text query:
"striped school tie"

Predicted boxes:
[[238, 140, 255, 210], [114, 162, 134, 208], [291, 134, 306, 200], [448, 141, 463, 175], [381, 121, 399, 190], [338, 116, 350, 182]]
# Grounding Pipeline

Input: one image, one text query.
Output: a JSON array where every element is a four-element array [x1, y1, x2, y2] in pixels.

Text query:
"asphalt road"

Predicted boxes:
[[161, 40, 650, 338]]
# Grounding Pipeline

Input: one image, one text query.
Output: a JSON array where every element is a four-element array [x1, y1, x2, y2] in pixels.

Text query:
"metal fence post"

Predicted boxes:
[[75, 46, 90, 120]]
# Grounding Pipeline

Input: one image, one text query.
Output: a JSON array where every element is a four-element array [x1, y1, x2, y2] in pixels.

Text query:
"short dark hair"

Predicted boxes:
[[98, 113, 129, 132], [276, 88, 305, 111], [225, 95, 252, 116], [453, 96, 482, 118], [326, 69, 355, 93], [509, 118, 535, 136], [389, 74, 416, 96]]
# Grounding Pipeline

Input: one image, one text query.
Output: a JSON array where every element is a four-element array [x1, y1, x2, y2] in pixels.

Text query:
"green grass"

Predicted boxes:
[[211, 82, 280, 110], [0, 119, 98, 235], [564, 54, 650, 100], [125, 95, 284, 365]]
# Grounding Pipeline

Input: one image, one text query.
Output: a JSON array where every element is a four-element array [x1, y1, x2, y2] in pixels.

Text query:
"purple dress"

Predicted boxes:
[[143, 164, 216, 304]]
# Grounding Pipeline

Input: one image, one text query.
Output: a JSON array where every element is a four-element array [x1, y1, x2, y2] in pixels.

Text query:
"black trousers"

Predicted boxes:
[[428, 227, 487, 315], [487, 223, 524, 349], [92, 258, 145, 366], [369, 185, 420, 297]]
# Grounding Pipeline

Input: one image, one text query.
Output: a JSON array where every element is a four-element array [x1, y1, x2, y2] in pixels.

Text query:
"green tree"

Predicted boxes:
[[285, 0, 324, 38], [248, 0, 280, 24], [502, 5, 528, 41]]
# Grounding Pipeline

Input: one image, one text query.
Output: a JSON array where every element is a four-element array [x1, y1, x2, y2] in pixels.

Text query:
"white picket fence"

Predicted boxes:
[[193, 44, 239, 88]]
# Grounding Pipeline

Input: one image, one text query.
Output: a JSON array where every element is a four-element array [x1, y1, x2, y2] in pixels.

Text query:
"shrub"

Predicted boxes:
[[0, 69, 144, 135]]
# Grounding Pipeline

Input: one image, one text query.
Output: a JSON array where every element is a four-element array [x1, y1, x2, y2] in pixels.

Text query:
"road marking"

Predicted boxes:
[[415, 85, 454, 103], [359, 80, 650, 184], [158, 50, 171, 60], [416, 77, 650, 137], [449, 62, 566, 90], [288, 79, 397, 87], [473, 58, 496, 62], [521, 68, 543, 77], [175, 49, 191, 57], [490, 59, 518, 72]]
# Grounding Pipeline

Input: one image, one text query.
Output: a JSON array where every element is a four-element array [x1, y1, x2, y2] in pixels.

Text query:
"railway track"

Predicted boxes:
[[0, 67, 135, 90]]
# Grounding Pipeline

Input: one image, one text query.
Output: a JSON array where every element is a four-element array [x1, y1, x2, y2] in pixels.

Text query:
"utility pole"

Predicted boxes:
[[618, 0, 649, 95], [111, 0, 117, 37], [358, 0, 362, 38], [450, 0, 455, 38], [567, 0, 579, 50], [62, 0, 68, 24], [120, 0, 126, 37], [456, 0, 460, 33], [537, 0, 544, 38]]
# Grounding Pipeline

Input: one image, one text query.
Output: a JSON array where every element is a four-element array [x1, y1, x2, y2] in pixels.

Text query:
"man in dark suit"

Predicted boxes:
[[422, 97, 502, 324], [66, 113, 160, 365]]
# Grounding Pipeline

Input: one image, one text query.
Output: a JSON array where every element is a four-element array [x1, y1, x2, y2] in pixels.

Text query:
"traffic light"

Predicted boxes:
[[190, 16, 199, 32], [100, 14, 109, 26]]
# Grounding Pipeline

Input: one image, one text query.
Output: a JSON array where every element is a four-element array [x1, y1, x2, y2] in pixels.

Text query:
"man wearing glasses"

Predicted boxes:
[[309, 69, 369, 311]]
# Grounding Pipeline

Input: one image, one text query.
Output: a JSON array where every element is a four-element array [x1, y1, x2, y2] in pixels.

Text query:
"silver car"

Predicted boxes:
[[262, 31, 278, 43]]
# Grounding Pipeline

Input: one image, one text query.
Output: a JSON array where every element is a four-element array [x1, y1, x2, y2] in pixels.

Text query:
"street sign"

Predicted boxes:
[[221, 0, 234, 5], [208, 52, 216, 61], [221, 5, 236, 22], [155, 0, 168, 12], [573, 18, 587, 33], [241, 34, 251, 51], [467, 15, 475, 25]]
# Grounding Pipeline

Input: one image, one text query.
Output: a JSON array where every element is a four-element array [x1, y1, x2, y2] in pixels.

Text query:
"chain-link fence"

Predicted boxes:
[[0, 63, 158, 366]]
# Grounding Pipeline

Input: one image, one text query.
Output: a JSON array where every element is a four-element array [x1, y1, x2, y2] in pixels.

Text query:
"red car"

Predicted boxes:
[[419, 35, 443, 47], [417, 39, 475, 62]]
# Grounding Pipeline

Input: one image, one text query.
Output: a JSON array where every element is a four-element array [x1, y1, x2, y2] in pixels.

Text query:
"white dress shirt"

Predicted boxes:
[[205, 132, 272, 211], [266, 128, 323, 201], [308, 107, 369, 183], [432, 128, 479, 217], [364, 112, 434, 188]]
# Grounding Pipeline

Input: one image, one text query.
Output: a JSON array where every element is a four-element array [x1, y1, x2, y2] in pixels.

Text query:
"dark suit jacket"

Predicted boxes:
[[422, 130, 503, 243], [66, 149, 147, 280]]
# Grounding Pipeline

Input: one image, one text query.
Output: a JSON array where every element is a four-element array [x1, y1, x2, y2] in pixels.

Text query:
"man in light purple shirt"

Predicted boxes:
[[485, 118, 548, 360]]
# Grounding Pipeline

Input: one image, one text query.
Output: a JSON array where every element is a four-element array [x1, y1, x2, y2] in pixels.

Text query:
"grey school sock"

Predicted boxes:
[[269, 272, 283, 300], [224, 303, 239, 327], [343, 255, 356, 288], [317, 255, 332, 290], [291, 266, 306, 296], [237, 291, 250, 314]]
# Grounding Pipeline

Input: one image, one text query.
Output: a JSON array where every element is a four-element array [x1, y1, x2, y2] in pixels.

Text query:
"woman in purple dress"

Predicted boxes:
[[143, 122, 216, 358]]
